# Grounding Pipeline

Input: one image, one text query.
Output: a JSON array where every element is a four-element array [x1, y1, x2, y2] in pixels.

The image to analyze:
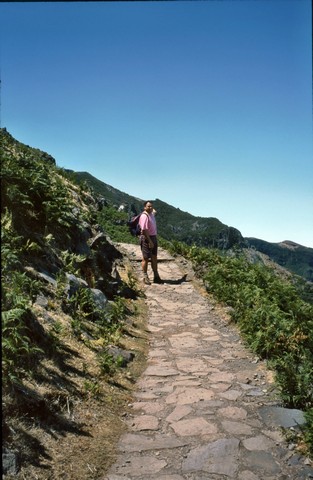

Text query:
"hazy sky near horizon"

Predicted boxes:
[[1, 1, 312, 247]]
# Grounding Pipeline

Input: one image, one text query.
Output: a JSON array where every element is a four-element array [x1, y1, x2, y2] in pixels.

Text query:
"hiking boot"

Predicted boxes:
[[153, 275, 163, 284], [143, 275, 151, 285]]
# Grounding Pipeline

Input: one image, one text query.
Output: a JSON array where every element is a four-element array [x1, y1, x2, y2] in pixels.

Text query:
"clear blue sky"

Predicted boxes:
[[1, 1, 312, 247]]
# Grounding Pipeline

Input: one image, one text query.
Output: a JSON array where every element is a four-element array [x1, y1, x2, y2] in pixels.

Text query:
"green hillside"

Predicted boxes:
[[72, 171, 244, 249], [247, 238, 313, 282]]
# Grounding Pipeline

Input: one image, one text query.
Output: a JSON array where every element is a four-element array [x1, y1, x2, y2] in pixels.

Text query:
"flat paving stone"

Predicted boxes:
[[208, 371, 236, 383], [114, 455, 167, 475], [165, 386, 215, 405], [219, 389, 242, 400], [105, 244, 313, 480], [242, 434, 275, 451], [132, 402, 164, 414], [175, 357, 209, 373], [166, 405, 192, 423], [182, 438, 240, 476], [221, 420, 254, 435], [128, 415, 159, 431], [170, 417, 218, 436], [244, 450, 281, 475], [218, 405, 248, 419]]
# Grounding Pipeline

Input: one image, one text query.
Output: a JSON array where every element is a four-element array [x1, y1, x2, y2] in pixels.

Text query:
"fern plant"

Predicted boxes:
[[2, 306, 43, 386]]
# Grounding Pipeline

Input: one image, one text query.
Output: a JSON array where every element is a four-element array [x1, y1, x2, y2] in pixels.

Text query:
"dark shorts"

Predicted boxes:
[[140, 235, 158, 259]]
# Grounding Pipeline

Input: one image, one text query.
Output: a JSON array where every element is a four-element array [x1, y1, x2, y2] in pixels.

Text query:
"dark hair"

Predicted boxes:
[[144, 200, 153, 207]]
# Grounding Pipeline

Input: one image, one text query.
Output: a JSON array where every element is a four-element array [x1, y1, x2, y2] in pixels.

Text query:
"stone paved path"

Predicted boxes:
[[104, 244, 313, 480]]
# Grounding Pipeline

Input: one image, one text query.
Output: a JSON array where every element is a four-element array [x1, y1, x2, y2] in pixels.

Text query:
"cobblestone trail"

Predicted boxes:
[[105, 244, 313, 480]]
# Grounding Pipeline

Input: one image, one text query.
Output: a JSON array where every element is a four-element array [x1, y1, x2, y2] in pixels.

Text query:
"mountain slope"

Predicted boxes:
[[246, 238, 313, 282], [72, 171, 245, 249]]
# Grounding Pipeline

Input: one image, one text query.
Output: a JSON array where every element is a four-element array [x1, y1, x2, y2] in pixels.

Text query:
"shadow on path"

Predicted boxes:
[[161, 274, 189, 285]]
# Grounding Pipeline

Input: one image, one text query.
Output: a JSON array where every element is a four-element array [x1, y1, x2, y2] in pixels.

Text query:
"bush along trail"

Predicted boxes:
[[105, 243, 313, 480]]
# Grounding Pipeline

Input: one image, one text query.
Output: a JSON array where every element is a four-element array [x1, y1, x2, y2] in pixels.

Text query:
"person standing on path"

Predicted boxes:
[[139, 201, 162, 285]]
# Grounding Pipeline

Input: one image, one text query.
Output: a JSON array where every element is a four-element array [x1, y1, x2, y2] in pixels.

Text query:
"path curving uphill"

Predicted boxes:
[[105, 243, 312, 480]]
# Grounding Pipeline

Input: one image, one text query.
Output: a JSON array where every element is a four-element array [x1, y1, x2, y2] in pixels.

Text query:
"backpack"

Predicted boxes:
[[127, 211, 147, 237]]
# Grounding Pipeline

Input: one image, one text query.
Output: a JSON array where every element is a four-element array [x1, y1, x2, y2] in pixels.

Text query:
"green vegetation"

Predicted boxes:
[[97, 205, 137, 244], [1, 129, 138, 392]]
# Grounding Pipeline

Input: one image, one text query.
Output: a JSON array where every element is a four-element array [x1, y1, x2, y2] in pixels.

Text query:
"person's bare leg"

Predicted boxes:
[[142, 258, 151, 284], [142, 258, 148, 274], [151, 255, 162, 282], [151, 255, 157, 274]]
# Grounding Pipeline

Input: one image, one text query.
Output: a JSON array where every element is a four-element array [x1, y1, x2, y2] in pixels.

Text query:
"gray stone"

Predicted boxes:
[[106, 345, 134, 367], [35, 294, 49, 307], [219, 389, 242, 401], [259, 406, 306, 428], [170, 416, 218, 436], [245, 388, 265, 397], [176, 357, 209, 373], [222, 420, 253, 435], [37, 271, 57, 286], [166, 387, 215, 405], [128, 415, 159, 431], [89, 232, 107, 249], [242, 435, 274, 451], [90, 288, 108, 309], [182, 438, 240, 476], [132, 401, 164, 414], [116, 455, 167, 475], [65, 273, 88, 297], [166, 405, 192, 423], [2, 449, 20, 475], [208, 371, 235, 383], [218, 406, 248, 419], [106, 244, 311, 480], [240, 471, 260, 480], [244, 451, 281, 474]]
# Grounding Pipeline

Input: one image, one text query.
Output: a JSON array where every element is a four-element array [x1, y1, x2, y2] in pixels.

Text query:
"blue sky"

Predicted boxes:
[[1, 1, 312, 247]]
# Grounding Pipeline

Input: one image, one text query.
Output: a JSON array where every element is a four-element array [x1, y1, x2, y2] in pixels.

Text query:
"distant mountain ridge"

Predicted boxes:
[[246, 237, 313, 282]]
